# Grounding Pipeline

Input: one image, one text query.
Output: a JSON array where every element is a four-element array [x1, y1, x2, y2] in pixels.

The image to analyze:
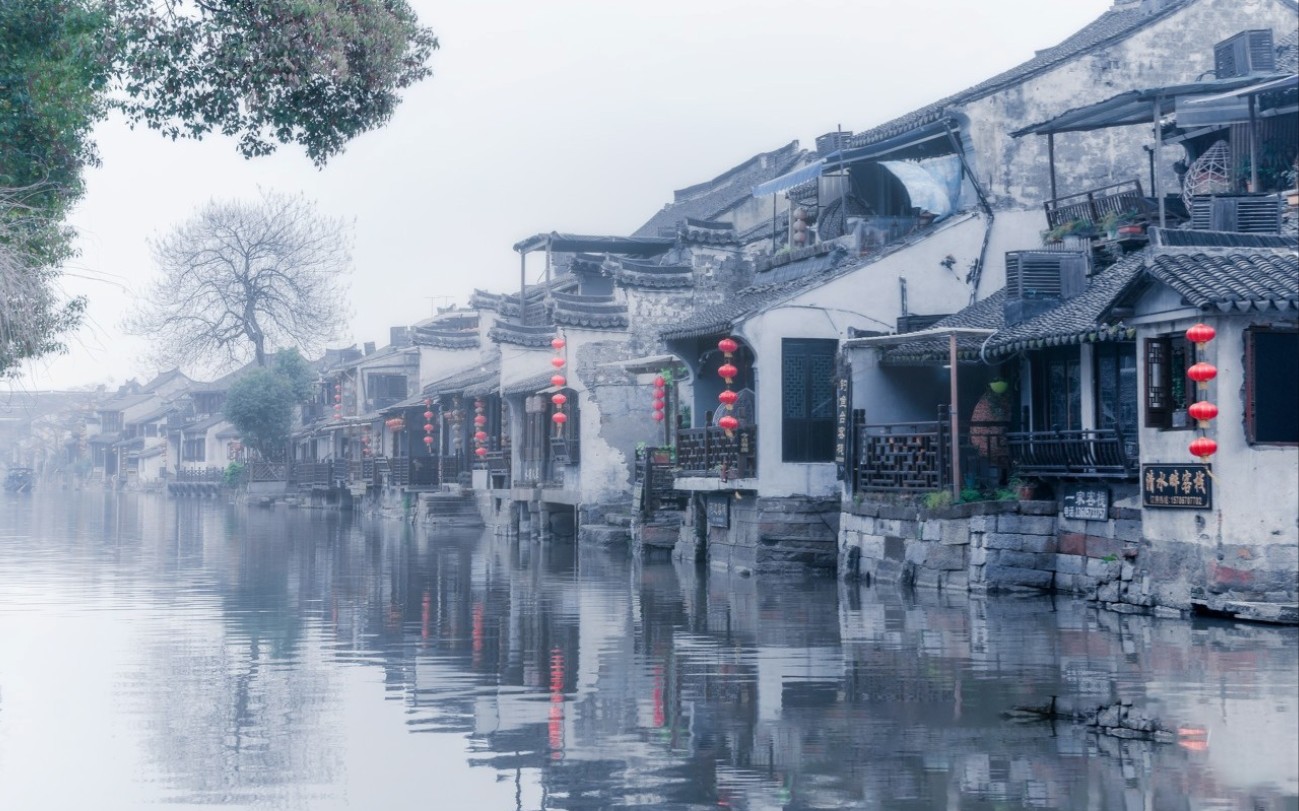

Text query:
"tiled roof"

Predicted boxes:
[[549, 292, 629, 330], [1146, 249, 1298, 312], [489, 321, 560, 348], [414, 360, 501, 403], [634, 142, 807, 238], [848, 2, 1191, 148], [503, 371, 561, 397], [614, 258, 694, 290], [882, 291, 1007, 364], [679, 218, 738, 245]]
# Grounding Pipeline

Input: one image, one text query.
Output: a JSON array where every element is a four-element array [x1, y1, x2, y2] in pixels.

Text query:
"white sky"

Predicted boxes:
[[13, 0, 1113, 391]]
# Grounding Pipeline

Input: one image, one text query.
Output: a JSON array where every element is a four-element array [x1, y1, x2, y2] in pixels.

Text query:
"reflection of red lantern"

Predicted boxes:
[[1187, 362, 1217, 388], [1188, 401, 1218, 428], [423, 435, 434, 445], [718, 389, 738, 407], [551, 374, 566, 387], [551, 356, 565, 368], [552, 412, 567, 425], [474, 414, 487, 426], [1185, 323, 1216, 348], [718, 415, 739, 432], [475, 446, 488, 457], [718, 337, 738, 356], [474, 430, 488, 442], [551, 336, 566, 351], [652, 410, 665, 422], [551, 393, 567, 407], [718, 363, 737, 383], [1189, 436, 1217, 462]]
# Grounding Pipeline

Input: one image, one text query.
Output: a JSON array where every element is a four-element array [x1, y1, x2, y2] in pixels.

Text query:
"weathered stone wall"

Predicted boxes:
[[691, 494, 840, 575], [840, 498, 1298, 622]]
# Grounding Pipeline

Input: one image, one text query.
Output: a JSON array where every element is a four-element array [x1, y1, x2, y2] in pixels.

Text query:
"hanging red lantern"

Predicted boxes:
[[1189, 436, 1217, 462], [654, 375, 665, 387], [652, 398, 665, 411], [551, 356, 565, 368], [1185, 323, 1216, 348], [474, 430, 488, 442], [718, 363, 738, 383], [334, 394, 342, 402], [718, 415, 739, 432], [475, 446, 488, 457], [652, 410, 665, 422], [552, 412, 567, 425], [423, 435, 434, 445], [551, 374, 566, 388], [551, 393, 567, 407], [474, 414, 487, 426], [1188, 401, 1218, 428], [1187, 362, 1217, 388], [718, 389, 739, 407], [424, 423, 434, 433], [424, 410, 433, 420], [551, 336, 566, 351], [424, 398, 431, 407], [718, 337, 738, 356]]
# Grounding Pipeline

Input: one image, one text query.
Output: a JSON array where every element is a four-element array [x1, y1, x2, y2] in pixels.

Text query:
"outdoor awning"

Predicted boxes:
[[597, 353, 690, 375], [880, 154, 964, 219], [842, 326, 996, 350], [1181, 73, 1299, 106], [1011, 75, 1287, 136], [751, 161, 825, 197]]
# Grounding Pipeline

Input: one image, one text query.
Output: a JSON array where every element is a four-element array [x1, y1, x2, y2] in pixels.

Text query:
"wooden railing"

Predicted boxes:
[[1007, 429, 1136, 479], [675, 426, 756, 480], [248, 461, 289, 482], [175, 466, 224, 483], [1044, 178, 1148, 229], [852, 417, 950, 492]]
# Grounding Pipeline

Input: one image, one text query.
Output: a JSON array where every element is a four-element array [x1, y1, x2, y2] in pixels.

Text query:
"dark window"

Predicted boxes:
[[1096, 343, 1138, 432], [1033, 349, 1081, 431], [182, 438, 205, 462], [782, 339, 837, 462], [1246, 328, 1299, 444], [1144, 335, 1191, 430]]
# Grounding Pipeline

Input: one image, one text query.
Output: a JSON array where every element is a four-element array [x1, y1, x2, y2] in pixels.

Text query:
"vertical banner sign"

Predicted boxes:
[[834, 357, 852, 481]]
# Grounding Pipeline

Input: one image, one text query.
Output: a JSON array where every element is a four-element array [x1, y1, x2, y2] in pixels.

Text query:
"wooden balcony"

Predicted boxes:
[[1006, 429, 1136, 479], [675, 426, 757, 480], [1044, 178, 1150, 229]]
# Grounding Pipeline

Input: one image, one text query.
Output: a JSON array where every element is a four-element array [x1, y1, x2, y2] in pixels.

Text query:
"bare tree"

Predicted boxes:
[[126, 191, 352, 372]]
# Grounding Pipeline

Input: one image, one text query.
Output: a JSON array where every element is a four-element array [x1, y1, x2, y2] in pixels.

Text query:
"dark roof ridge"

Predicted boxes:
[[672, 141, 802, 202]]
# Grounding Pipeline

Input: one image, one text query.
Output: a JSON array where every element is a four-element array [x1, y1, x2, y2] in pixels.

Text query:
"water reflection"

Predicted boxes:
[[0, 492, 1295, 810]]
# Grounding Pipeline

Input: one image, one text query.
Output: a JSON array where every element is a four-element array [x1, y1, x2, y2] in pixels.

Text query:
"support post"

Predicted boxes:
[[949, 332, 961, 499], [1153, 98, 1165, 228], [519, 251, 527, 326], [1248, 94, 1259, 192], [1047, 132, 1057, 203]]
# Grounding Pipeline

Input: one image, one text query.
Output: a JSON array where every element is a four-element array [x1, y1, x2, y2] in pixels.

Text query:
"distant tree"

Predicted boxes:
[[223, 349, 316, 459], [126, 191, 352, 372]]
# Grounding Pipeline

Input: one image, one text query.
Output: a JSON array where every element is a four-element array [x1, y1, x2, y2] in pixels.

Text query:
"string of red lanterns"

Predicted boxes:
[[550, 335, 568, 433], [473, 399, 489, 461], [651, 374, 666, 423], [717, 337, 740, 437], [423, 398, 435, 450], [1184, 323, 1217, 464], [333, 382, 343, 421]]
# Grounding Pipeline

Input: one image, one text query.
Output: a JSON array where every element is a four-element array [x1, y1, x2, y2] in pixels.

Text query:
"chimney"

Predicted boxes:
[[389, 326, 411, 347], [363, 341, 376, 355]]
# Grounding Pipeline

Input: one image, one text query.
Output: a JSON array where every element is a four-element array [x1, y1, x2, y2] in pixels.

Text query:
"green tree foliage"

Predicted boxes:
[[124, 190, 352, 372], [223, 349, 315, 459], [0, 0, 437, 375]]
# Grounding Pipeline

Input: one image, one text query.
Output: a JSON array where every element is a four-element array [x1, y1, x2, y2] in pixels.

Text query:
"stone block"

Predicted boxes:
[[884, 535, 907, 562], [1056, 554, 1087, 575], [914, 568, 942, 590], [1086, 558, 1121, 580], [1020, 533, 1057, 554], [984, 565, 1054, 591], [1097, 582, 1120, 603], [969, 545, 988, 566], [1109, 506, 1141, 521], [927, 544, 967, 571], [942, 570, 969, 592], [920, 520, 941, 542], [1017, 515, 1057, 536], [1111, 519, 1143, 542], [859, 534, 885, 561], [985, 532, 1022, 551], [1058, 531, 1087, 556], [1018, 500, 1059, 516], [968, 515, 993, 533], [1120, 562, 1135, 582], [941, 520, 971, 546], [999, 550, 1053, 571], [878, 504, 918, 521], [1085, 536, 1124, 560], [905, 541, 930, 566]]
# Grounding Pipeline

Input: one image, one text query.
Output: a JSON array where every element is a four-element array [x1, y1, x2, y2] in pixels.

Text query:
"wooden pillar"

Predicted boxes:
[[1153, 98, 1165, 228], [949, 332, 961, 499], [519, 251, 527, 326], [1047, 132, 1057, 202], [1248, 94, 1259, 191]]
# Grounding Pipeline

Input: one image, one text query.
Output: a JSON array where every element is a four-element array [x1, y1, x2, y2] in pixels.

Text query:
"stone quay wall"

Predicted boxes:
[[674, 494, 841, 575], [838, 499, 1298, 623]]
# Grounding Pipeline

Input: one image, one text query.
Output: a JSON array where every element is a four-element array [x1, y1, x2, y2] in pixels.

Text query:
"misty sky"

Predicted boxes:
[[14, 0, 1112, 391]]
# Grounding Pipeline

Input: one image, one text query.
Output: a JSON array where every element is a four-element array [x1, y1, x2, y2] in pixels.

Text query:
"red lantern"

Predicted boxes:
[[718, 363, 738, 383], [1187, 362, 1217, 388], [475, 446, 488, 457], [652, 398, 665, 411], [718, 337, 738, 356], [551, 336, 566, 351], [424, 423, 434, 432], [1188, 401, 1218, 428], [1189, 436, 1217, 462], [551, 393, 568, 407], [334, 394, 342, 402], [474, 430, 488, 442], [552, 412, 567, 425], [474, 414, 487, 426], [1185, 323, 1216, 348], [718, 389, 739, 407], [551, 357, 565, 368], [654, 375, 665, 387], [718, 415, 739, 432], [424, 410, 433, 420], [551, 374, 566, 387], [423, 435, 434, 445], [652, 409, 665, 422]]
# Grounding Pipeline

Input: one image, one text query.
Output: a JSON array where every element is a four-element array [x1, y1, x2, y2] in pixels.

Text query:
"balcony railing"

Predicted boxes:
[[852, 417, 950, 492], [676, 426, 757, 480], [1007, 429, 1136, 479], [1044, 178, 1149, 229]]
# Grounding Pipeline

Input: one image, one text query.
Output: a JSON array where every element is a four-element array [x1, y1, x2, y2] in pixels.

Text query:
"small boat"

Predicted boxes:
[[3, 467, 34, 493]]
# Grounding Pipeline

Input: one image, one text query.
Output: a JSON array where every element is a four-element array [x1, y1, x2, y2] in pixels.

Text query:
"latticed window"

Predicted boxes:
[[1144, 335, 1190, 430], [782, 339, 837, 462]]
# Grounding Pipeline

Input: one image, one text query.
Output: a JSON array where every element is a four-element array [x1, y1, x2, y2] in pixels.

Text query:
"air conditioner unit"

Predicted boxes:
[[1214, 30, 1275, 78], [1003, 251, 1088, 326], [1189, 196, 1283, 233]]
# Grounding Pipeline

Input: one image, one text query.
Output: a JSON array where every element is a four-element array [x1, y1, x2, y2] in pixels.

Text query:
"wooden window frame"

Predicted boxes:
[[1144, 335, 1192, 430], [1245, 326, 1299, 445]]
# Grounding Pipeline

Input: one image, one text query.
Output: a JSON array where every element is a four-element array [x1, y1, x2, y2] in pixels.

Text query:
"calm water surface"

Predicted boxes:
[[0, 492, 1295, 810]]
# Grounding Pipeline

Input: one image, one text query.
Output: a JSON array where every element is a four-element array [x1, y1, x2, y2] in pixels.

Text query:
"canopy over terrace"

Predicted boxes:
[[1011, 73, 1293, 222], [843, 327, 996, 498]]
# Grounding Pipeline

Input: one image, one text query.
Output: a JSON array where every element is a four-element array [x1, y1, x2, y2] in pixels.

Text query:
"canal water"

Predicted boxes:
[[0, 492, 1295, 810]]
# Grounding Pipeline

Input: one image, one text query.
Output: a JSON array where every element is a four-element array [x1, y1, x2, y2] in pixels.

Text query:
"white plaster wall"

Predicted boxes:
[[417, 344, 490, 390], [1136, 311, 1299, 549]]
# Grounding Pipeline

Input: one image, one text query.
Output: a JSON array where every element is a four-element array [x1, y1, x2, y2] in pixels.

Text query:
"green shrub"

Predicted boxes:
[[223, 462, 246, 487], [923, 490, 953, 510]]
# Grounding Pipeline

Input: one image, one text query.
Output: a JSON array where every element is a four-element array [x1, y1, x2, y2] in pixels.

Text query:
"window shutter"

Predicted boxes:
[[1145, 338, 1170, 428]]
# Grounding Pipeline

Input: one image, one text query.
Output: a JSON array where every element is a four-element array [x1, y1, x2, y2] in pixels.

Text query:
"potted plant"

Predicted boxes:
[[1008, 477, 1037, 500]]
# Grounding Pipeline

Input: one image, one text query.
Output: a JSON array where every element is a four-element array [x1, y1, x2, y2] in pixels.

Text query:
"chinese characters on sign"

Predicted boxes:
[[1141, 464, 1212, 509], [834, 377, 850, 480], [706, 495, 730, 528], [1062, 486, 1109, 520]]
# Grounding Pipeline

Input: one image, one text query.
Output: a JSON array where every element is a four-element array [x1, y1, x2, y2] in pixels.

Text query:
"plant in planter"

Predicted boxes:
[[1008, 477, 1036, 500]]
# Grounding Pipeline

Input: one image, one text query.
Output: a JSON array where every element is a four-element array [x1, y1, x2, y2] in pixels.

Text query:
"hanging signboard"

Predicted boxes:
[[706, 495, 730, 528], [1062, 486, 1109, 521], [1141, 464, 1212, 509]]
